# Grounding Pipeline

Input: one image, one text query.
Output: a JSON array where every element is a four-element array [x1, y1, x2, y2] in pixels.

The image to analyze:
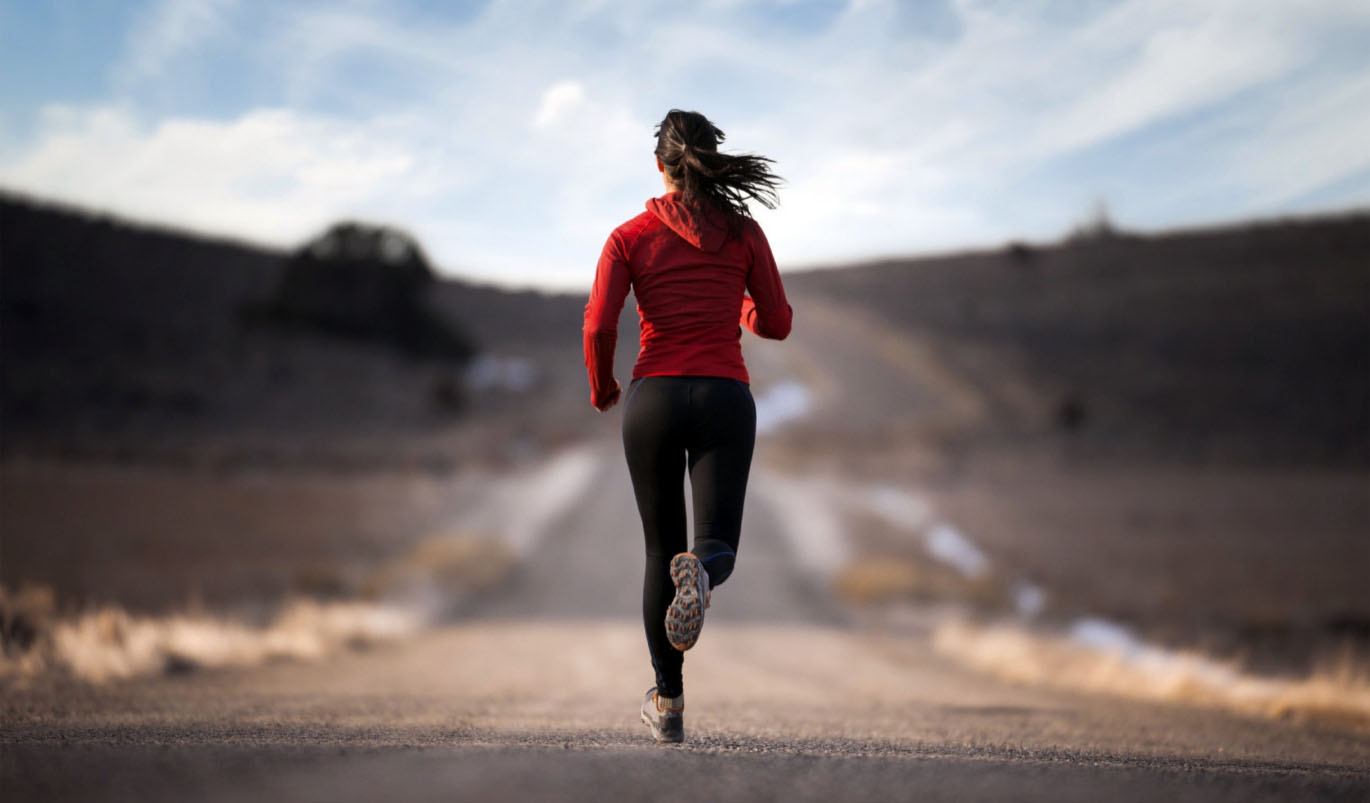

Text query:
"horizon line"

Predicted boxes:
[[4, 185, 1366, 296]]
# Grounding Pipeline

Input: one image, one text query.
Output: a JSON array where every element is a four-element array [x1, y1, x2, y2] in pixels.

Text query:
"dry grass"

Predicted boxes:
[[362, 532, 516, 600], [0, 531, 518, 686], [832, 556, 1005, 608], [0, 592, 422, 685], [933, 619, 1370, 728]]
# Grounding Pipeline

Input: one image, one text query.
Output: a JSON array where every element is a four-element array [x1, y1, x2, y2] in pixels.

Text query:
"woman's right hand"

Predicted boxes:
[[592, 380, 622, 412]]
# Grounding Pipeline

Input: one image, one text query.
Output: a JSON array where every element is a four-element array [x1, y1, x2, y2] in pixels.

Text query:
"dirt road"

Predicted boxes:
[[4, 444, 1368, 801]]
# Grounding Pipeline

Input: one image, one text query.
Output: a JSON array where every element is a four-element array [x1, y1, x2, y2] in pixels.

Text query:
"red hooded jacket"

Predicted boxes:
[[583, 192, 793, 410]]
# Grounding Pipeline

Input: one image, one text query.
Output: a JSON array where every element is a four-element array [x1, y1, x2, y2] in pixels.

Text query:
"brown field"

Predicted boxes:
[[1, 460, 451, 613]]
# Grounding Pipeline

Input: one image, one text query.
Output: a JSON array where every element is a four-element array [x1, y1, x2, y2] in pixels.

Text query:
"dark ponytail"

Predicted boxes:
[[654, 109, 782, 220]]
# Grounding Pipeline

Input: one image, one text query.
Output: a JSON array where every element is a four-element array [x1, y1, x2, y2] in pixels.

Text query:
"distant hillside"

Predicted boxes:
[[0, 192, 594, 466], [785, 214, 1370, 464], [3, 191, 1365, 467]]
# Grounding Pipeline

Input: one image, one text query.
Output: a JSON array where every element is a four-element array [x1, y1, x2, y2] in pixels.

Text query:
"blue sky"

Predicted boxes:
[[2, 0, 1367, 290]]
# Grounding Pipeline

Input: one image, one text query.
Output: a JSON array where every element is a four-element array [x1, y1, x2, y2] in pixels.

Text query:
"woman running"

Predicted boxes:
[[582, 109, 792, 744]]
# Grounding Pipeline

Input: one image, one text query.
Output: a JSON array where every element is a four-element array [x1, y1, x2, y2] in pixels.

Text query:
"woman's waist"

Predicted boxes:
[[632, 343, 749, 383]]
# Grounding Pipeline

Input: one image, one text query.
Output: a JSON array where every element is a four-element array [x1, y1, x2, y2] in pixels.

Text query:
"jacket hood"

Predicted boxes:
[[646, 193, 729, 252]]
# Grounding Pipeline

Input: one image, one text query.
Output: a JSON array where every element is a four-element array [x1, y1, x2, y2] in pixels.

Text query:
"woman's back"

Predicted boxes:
[[584, 192, 790, 392]]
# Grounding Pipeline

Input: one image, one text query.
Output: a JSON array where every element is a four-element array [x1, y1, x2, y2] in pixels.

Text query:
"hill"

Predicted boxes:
[[782, 215, 1369, 465]]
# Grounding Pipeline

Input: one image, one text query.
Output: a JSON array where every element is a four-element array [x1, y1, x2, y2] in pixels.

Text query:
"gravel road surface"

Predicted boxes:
[[5, 443, 1367, 801]]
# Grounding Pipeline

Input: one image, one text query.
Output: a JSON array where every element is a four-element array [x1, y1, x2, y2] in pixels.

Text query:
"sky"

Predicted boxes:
[[1, 0, 1368, 290]]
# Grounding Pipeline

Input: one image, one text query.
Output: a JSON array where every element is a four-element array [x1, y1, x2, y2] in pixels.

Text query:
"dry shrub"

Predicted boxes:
[[0, 589, 421, 685], [406, 534, 515, 591], [933, 620, 1370, 728], [362, 531, 515, 599], [1, 531, 518, 686], [832, 556, 1005, 608], [1, 583, 56, 655]]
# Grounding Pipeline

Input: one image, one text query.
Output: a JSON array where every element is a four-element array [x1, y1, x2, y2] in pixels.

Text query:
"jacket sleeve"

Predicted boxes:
[[583, 228, 632, 408], [740, 221, 792, 340]]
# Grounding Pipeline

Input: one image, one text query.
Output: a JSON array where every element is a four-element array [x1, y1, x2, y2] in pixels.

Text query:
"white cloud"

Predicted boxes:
[[117, 0, 237, 82], [533, 81, 587, 130], [4, 105, 429, 247], [1229, 71, 1370, 209], [1022, 1, 1302, 160], [1, 0, 1367, 289]]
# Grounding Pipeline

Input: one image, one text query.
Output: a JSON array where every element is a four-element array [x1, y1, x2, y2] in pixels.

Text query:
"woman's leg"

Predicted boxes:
[[686, 378, 757, 588], [622, 377, 689, 699]]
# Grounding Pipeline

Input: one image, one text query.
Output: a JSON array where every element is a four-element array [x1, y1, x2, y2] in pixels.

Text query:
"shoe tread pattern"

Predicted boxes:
[[664, 553, 706, 651]]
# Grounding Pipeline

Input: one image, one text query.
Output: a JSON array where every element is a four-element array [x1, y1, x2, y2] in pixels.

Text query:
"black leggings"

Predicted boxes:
[[621, 375, 757, 699]]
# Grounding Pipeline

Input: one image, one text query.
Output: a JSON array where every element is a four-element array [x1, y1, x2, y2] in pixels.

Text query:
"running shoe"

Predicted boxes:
[[640, 687, 684, 743], [665, 552, 710, 651]]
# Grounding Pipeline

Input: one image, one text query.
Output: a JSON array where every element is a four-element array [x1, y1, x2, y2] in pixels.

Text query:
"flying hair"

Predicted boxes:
[[653, 109, 783, 223]]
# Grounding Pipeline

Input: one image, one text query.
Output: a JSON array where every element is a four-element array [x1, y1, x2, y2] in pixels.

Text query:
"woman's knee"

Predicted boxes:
[[692, 538, 737, 588]]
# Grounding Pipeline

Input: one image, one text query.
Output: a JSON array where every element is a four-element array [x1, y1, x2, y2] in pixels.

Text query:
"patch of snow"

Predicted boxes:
[[1013, 582, 1047, 618], [753, 380, 813, 433], [1069, 617, 1238, 688], [924, 522, 989, 578], [466, 354, 537, 392]]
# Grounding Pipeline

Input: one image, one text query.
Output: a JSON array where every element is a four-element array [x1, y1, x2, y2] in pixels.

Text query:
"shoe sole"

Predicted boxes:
[[665, 553, 707, 651]]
